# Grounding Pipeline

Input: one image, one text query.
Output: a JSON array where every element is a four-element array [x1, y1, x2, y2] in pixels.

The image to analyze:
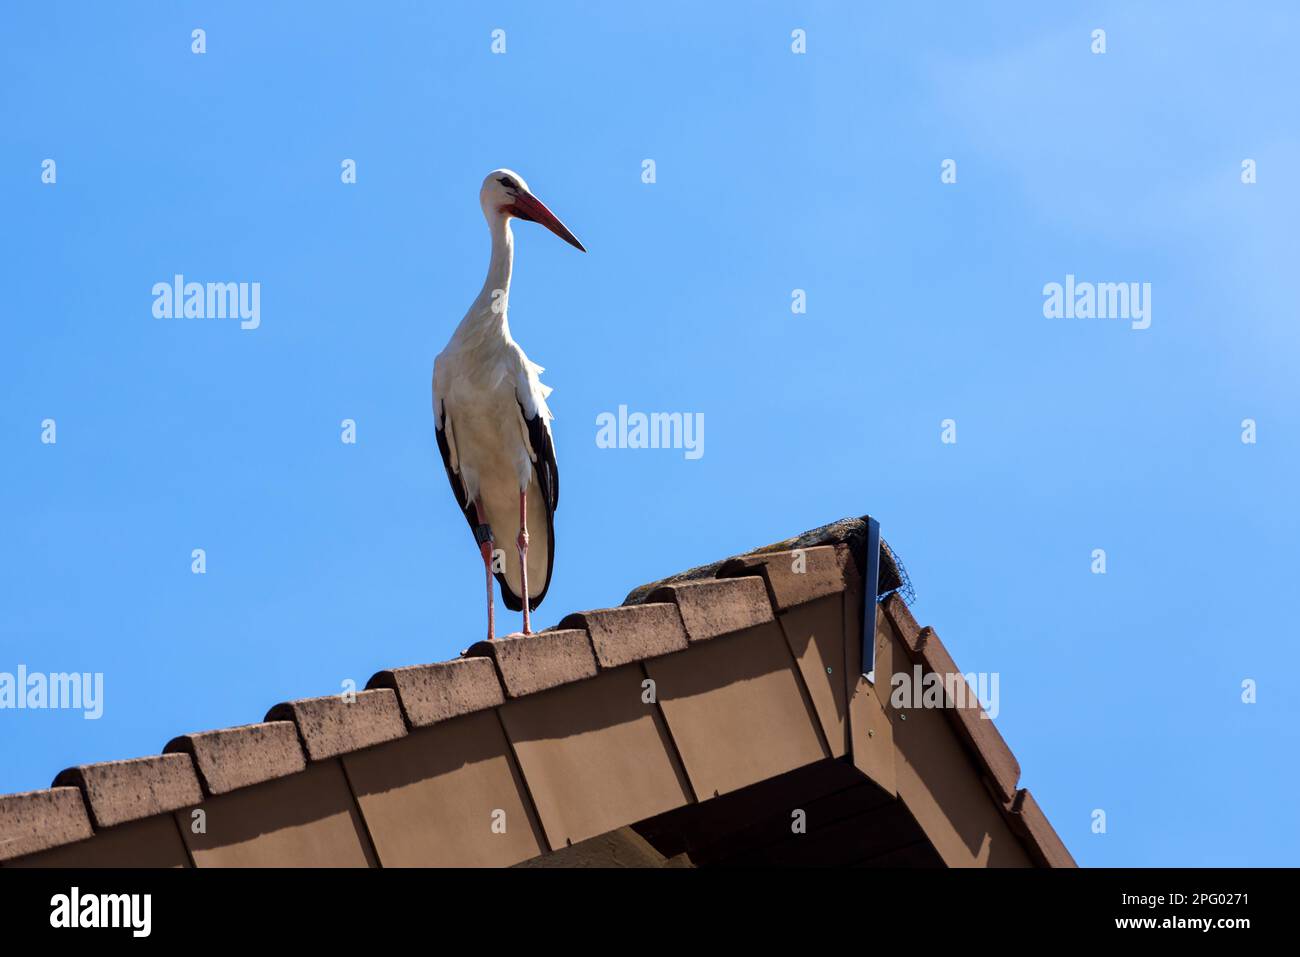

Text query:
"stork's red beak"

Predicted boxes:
[[509, 192, 586, 252]]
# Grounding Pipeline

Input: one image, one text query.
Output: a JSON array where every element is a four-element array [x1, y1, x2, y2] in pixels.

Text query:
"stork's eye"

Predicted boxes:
[[497, 176, 518, 190]]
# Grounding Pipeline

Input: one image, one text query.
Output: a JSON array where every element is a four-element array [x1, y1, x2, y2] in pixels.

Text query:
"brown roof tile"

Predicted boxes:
[[912, 625, 1021, 804], [558, 603, 689, 669], [53, 754, 203, 829], [1009, 788, 1077, 868], [164, 721, 306, 796], [466, 629, 597, 697], [623, 515, 903, 605], [718, 544, 850, 611], [0, 515, 1071, 868], [646, 576, 774, 643], [265, 688, 406, 761], [882, 592, 923, 653], [366, 657, 505, 727], [0, 787, 94, 862]]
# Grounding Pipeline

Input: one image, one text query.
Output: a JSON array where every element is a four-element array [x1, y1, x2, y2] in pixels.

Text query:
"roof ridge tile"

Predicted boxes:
[[558, 603, 689, 669], [265, 688, 406, 762], [465, 628, 597, 698], [883, 593, 923, 653], [366, 657, 505, 727], [623, 515, 902, 605], [717, 544, 851, 612], [1008, 788, 1078, 868], [0, 787, 94, 863], [51, 753, 203, 830], [164, 721, 306, 796], [895, 623, 1021, 805], [644, 577, 774, 643]]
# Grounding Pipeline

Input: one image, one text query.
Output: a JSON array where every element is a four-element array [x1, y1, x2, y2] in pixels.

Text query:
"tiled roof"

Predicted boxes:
[[0, 515, 1074, 868], [622, 515, 905, 605]]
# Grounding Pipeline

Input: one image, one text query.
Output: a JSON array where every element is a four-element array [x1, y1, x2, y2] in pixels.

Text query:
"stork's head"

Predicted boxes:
[[480, 169, 586, 252]]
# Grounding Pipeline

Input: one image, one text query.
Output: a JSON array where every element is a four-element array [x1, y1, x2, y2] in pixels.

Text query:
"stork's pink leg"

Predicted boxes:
[[517, 489, 531, 635], [474, 500, 495, 642]]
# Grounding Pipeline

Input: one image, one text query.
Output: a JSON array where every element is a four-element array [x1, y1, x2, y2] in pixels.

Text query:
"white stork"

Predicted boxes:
[[433, 169, 585, 641]]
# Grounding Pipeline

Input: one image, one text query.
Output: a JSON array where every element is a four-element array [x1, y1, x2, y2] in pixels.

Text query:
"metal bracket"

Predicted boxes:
[[863, 517, 881, 683]]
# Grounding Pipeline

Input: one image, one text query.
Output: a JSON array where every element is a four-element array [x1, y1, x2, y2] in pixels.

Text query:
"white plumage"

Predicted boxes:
[[433, 170, 583, 635]]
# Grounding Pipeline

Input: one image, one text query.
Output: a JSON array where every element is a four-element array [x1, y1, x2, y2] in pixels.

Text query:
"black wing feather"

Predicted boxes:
[[435, 402, 478, 536], [523, 401, 559, 513], [500, 401, 558, 612]]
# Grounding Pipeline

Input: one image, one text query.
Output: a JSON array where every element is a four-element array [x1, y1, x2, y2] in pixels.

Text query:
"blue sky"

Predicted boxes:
[[2, 2, 1296, 866]]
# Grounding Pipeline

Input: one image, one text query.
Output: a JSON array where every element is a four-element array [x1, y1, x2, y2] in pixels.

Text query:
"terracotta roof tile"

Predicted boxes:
[[0, 515, 1071, 868], [164, 721, 306, 796], [646, 576, 774, 643], [882, 592, 923, 654], [366, 657, 505, 727], [912, 625, 1021, 804], [623, 515, 902, 605], [265, 688, 406, 761], [1009, 788, 1077, 868], [466, 629, 597, 697], [718, 544, 850, 611], [52, 754, 203, 829], [0, 787, 94, 862], [558, 603, 689, 668]]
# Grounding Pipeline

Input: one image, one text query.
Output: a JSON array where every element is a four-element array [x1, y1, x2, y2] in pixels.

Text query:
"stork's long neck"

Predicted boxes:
[[454, 214, 514, 345], [480, 213, 514, 302]]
